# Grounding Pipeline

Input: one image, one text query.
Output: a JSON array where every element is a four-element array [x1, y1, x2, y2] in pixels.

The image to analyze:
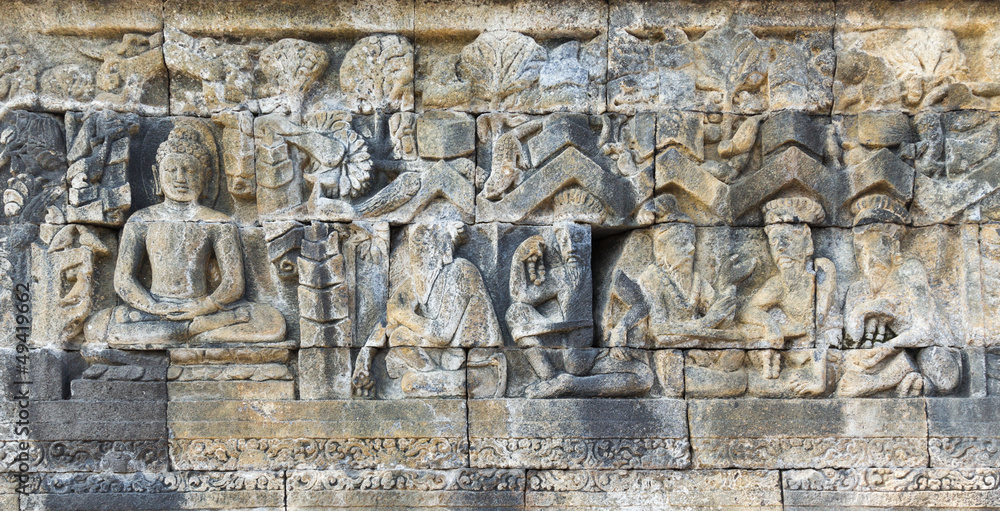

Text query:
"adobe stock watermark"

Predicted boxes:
[[11, 282, 31, 494]]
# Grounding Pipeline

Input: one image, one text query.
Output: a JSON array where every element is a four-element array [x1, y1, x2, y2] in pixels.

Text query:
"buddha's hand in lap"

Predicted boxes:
[[152, 297, 220, 321]]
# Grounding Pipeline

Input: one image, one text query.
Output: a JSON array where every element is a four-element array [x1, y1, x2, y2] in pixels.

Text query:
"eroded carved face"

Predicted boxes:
[[654, 224, 696, 273], [227, 174, 256, 200], [765, 223, 812, 272], [853, 223, 901, 285], [408, 221, 465, 275], [159, 153, 205, 203], [555, 225, 584, 263]]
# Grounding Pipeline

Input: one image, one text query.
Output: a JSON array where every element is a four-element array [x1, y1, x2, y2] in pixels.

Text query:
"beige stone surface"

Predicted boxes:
[[688, 399, 929, 468], [526, 469, 782, 510], [784, 468, 1000, 510], [165, 0, 412, 38], [416, 0, 606, 37], [287, 469, 525, 510], [470, 399, 690, 469], [3, 0, 999, 508], [928, 397, 1000, 467], [168, 399, 467, 470]]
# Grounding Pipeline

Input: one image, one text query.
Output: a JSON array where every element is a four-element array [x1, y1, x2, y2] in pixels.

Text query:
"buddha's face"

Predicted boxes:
[[159, 153, 204, 203]]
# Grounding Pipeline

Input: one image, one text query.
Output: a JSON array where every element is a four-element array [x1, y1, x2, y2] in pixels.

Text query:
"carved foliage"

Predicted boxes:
[[341, 34, 414, 114], [460, 31, 546, 111]]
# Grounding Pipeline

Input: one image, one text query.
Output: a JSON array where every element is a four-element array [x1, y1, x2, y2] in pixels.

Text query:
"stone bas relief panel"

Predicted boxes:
[[6, 0, 1000, 508]]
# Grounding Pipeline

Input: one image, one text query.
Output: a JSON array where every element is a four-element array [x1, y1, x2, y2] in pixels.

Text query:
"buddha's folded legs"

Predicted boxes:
[[87, 302, 286, 347], [189, 307, 250, 335], [190, 302, 286, 343]]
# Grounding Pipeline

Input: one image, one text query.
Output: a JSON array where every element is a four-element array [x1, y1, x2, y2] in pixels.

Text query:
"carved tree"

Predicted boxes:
[[1, 111, 66, 221], [691, 23, 769, 112], [340, 35, 414, 114], [886, 28, 968, 107], [459, 31, 546, 111], [258, 39, 330, 118]]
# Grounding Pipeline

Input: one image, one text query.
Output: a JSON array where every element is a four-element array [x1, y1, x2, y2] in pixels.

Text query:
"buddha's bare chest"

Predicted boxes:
[[145, 222, 213, 265]]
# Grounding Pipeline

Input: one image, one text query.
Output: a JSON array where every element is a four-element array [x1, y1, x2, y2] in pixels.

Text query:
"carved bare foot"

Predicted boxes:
[[897, 372, 924, 397], [351, 347, 375, 398], [189, 306, 251, 335], [789, 375, 824, 397], [524, 373, 573, 399]]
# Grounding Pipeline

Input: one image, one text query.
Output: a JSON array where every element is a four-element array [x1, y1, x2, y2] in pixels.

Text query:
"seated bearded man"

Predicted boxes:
[[507, 223, 653, 399], [352, 221, 502, 398], [85, 126, 285, 348], [837, 195, 958, 397]]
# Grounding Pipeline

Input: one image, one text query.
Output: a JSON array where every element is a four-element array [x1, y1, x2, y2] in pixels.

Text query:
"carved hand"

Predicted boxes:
[[702, 292, 737, 328], [723, 253, 756, 286], [149, 300, 186, 317], [165, 297, 220, 321], [526, 255, 546, 286]]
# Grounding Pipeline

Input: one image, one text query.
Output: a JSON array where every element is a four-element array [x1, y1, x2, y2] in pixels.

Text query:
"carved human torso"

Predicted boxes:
[[638, 264, 714, 325], [119, 202, 243, 309]]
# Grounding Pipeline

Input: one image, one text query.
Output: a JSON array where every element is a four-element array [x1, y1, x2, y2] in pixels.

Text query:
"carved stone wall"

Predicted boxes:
[[3, 0, 1000, 509]]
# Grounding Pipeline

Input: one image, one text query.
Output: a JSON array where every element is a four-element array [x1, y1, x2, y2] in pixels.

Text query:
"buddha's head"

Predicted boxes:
[[155, 127, 214, 203]]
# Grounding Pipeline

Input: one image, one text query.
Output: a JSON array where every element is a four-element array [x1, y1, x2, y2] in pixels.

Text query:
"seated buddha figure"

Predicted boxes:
[[85, 125, 285, 347]]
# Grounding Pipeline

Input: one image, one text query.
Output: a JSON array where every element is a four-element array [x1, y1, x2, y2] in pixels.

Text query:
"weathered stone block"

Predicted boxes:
[[836, 0, 1000, 114], [287, 469, 525, 510], [470, 399, 690, 469], [526, 469, 782, 510], [30, 400, 167, 442], [477, 113, 654, 227], [610, 1, 834, 114], [0, 3, 166, 114], [416, 110, 475, 160], [167, 381, 295, 401], [688, 399, 928, 468], [416, 31, 607, 114], [21, 471, 284, 511], [784, 468, 1000, 510], [70, 380, 166, 401], [298, 348, 353, 400], [168, 399, 468, 470], [928, 397, 1000, 468]]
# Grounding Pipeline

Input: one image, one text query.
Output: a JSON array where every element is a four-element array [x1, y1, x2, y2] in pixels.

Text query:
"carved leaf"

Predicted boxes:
[[692, 24, 768, 110], [340, 35, 414, 114], [460, 31, 546, 110], [886, 28, 967, 104]]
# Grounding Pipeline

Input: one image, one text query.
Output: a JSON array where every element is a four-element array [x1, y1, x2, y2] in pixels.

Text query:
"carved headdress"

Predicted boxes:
[[851, 194, 910, 227], [763, 197, 825, 225]]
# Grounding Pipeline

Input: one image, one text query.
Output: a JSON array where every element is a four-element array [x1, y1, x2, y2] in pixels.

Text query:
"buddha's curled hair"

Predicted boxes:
[[155, 126, 214, 173]]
